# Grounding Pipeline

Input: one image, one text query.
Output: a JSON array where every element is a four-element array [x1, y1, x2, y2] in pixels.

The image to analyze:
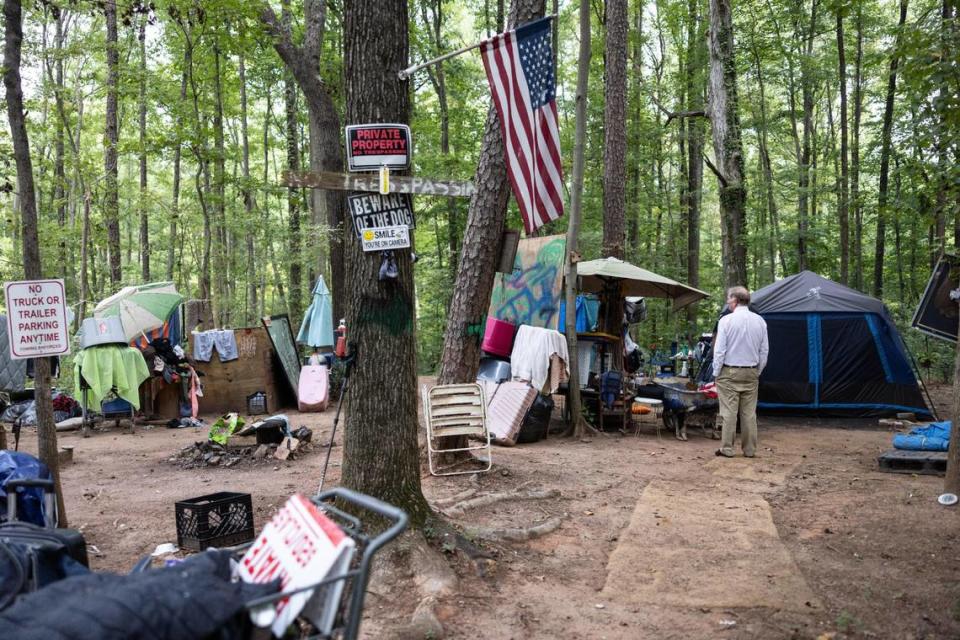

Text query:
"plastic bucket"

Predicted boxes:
[[481, 317, 517, 358]]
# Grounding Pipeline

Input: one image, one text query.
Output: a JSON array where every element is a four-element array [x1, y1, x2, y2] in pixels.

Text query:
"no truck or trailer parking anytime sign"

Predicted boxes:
[[4, 279, 71, 359], [348, 192, 415, 237], [345, 124, 411, 171]]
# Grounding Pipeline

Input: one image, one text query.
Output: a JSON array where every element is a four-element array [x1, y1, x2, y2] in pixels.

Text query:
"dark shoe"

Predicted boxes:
[[744, 453, 756, 458]]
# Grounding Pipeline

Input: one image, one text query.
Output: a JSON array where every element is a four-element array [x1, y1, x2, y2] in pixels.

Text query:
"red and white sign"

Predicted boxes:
[[239, 494, 355, 636], [4, 279, 70, 360], [345, 124, 411, 171]]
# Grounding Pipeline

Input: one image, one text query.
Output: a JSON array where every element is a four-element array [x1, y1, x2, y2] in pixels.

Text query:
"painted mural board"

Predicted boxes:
[[488, 235, 566, 329]]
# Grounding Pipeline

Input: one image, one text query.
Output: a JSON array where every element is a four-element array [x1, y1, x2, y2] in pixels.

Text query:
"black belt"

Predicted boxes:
[[724, 364, 756, 369]]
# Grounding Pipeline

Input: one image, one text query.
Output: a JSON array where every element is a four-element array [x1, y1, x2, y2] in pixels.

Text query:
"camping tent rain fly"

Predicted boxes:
[[749, 271, 932, 418]]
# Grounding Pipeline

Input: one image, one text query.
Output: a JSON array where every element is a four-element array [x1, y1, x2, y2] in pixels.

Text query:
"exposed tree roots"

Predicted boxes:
[[441, 486, 560, 517], [465, 515, 565, 542]]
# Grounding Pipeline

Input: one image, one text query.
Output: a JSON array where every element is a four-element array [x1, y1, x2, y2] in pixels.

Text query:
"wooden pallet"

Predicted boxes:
[[877, 449, 948, 476]]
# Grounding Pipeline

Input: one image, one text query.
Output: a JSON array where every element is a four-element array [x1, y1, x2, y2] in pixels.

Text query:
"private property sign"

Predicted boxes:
[[4, 279, 71, 359], [345, 124, 411, 171]]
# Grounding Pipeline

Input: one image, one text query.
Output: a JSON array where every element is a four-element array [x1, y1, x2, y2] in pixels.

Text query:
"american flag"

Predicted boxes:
[[481, 17, 564, 235]]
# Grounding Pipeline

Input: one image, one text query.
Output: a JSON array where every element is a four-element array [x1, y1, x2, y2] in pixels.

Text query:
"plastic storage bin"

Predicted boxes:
[[481, 317, 517, 358]]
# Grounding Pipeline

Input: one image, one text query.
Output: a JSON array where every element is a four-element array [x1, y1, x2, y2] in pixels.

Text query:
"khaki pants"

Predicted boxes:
[[716, 366, 759, 457]]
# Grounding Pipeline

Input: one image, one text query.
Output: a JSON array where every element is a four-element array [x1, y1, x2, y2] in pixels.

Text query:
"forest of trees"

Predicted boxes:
[[2, 0, 959, 380]]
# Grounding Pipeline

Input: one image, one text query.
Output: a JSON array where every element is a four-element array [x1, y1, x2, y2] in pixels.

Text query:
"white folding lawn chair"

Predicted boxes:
[[422, 383, 492, 476]]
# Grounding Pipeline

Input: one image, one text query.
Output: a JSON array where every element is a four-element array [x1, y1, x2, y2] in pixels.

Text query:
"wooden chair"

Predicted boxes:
[[422, 383, 492, 476], [597, 370, 628, 432]]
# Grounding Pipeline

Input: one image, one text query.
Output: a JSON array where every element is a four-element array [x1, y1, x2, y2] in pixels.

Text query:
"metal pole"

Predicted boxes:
[[396, 14, 558, 80]]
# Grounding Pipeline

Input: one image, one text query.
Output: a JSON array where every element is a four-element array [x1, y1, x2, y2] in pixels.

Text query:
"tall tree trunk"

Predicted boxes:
[[851, 6, 863, 289], [53, 8, 67, 284], [285, 73, 302, 321], [798, 0, 818, 272], [566, 0, 591, 437], [934, 0, 955, 256], [708, 0, 748, 287], [874, 0, 907, 298], [628, 0, 644, 254], [104, 0, 120, 284], [684, 0, 705, 325], [4, 0, 67, 525], [436, 0, 547, 388], [603, 0, 627, 259], [836, 8, 850, 285], [239, 53, 258, 323], [213, 40, 228, 324], [262, 0, 342, 323], [423, 0, 458, 286], [168, 43, 189, 282], [752, 45, 786, 278], [340, 0, 431, 523], [138, 16, 149, 281]]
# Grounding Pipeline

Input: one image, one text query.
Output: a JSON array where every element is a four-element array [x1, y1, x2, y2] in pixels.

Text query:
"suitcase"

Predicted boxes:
[[0, 478, 89, 567]]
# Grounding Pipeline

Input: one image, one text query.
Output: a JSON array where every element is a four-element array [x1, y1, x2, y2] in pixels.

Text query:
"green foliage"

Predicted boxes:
[[0, 0, 957, 386]]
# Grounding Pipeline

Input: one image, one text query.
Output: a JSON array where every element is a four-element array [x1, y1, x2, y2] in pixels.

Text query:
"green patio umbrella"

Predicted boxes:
[[94, 282, 184, 342], [297, 276, 335, 348]]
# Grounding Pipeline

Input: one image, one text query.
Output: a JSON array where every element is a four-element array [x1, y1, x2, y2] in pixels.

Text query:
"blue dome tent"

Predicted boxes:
[[749, 271, 933, 418]]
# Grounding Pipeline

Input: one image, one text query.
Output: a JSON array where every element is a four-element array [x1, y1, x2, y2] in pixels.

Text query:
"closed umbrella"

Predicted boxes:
[[94, 282, 184, 342], [297, 276, 335, 348]]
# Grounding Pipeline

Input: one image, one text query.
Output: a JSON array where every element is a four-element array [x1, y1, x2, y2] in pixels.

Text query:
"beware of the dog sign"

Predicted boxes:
[[345, 124, 411, 171]]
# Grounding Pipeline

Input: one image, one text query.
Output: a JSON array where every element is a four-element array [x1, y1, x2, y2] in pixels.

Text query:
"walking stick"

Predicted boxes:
[[317, 343, 357, 493]]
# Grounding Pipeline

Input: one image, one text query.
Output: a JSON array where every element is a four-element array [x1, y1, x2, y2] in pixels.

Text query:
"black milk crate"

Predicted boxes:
[[175, 491, 255, 551]]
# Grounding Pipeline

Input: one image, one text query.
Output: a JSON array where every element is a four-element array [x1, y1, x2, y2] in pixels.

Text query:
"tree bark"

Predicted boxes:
[[104, 0, 120, 284], [708, 0, 747, 287], [168, 38, 188, 282], [138, 16, 149, 281], [4, 0, 67, 525], [602, 0, 627, 259], [436, 0, 547, 388], [874, 0, 907, 298], [340, 0, 431, 525], [836, 9, 850, 285]]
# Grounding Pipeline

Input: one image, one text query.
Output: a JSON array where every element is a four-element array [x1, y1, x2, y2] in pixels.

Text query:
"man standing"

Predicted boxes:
[[712, 286, 769, 458]]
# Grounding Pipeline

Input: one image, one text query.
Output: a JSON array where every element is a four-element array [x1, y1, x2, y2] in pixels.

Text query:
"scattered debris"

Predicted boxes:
[[170, 429, 314, 469], [151, 543, 179, 557]]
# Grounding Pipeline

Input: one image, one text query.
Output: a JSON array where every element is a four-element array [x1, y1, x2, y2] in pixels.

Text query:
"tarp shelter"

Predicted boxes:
[[751, 271, 932, 418]]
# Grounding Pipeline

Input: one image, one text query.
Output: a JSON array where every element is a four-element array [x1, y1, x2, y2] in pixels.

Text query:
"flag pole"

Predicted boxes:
[[397, 14, 558, 80]]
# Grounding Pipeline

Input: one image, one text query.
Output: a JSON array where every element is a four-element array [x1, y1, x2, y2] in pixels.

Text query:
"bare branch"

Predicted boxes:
[[703, 153, 729, 187]]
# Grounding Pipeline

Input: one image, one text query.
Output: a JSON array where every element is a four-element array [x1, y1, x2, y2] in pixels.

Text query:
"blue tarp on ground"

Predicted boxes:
[[893, 421, 951, 452]]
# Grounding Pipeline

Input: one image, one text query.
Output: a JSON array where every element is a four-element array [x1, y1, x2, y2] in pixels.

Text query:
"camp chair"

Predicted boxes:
[[422, 383, 491, 476]]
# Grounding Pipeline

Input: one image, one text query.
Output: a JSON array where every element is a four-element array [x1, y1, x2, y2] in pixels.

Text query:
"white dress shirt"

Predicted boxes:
[[712, 305, 769, 378]]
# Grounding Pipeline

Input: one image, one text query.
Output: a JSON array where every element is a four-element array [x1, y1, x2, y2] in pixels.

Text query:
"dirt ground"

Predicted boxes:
[[8, 380, 960, 639]]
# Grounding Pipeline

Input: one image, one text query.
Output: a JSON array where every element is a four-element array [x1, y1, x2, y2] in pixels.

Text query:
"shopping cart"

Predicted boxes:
[[238, 487, 408, 640]]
